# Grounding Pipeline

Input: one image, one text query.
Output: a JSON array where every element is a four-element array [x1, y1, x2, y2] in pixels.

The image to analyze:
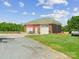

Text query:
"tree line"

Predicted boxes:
[[62, 16, 79, 32], [0, 22, 24, 32], [0, 16, 79, 32]]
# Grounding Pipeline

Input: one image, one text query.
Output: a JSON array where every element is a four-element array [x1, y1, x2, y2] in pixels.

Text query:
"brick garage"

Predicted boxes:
[[24, 17, 61, 34]]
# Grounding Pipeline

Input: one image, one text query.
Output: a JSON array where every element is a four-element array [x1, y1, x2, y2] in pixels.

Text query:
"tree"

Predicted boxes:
[[62, 25, 69, 32], [67, 16, 79, 31], [0, 22, 24, 32]]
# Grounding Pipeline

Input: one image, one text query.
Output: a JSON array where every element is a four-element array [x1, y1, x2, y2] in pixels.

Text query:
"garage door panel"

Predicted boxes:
[[40, 25, 49, 34]]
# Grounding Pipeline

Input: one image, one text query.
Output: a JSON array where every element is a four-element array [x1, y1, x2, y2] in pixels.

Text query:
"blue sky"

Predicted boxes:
[[0, 0, 79, 25]]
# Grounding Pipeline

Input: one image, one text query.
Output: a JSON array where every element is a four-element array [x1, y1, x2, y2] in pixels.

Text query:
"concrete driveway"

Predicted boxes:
[[0, 34, 71, 59]]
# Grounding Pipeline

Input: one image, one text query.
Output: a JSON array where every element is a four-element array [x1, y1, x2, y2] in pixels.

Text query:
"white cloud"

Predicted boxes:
[[40, 15, 47, 17], [40, 10, 69, 19], [38, 0, 45, 4], [32, 12, 36, 15], [37, 0, 68, 9], [22, 12, 27, 15], [37, 0, 45, 6], [40, 10, 69, 25], [0, 18, 15, 23], [73, 7, 79, 16], [19, 2, 24, 7], [73, 7, 78, 12], [42, 6, 53, 9], [4, 1, 11, 7]]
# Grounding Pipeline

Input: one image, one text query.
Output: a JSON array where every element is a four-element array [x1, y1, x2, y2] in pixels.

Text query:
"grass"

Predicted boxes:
[[0, 31, 21, 34], [26, 34, 79, 59]]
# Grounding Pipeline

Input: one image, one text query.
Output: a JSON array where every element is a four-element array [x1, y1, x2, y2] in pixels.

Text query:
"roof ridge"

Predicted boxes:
[[26, 17, 61, 25]]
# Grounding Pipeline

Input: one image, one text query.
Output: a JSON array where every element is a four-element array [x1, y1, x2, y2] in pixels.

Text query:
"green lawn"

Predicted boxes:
[[26, 34, 79, 59]]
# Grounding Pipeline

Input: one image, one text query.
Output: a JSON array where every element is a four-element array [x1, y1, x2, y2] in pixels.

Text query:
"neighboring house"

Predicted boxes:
[[24, 17, 61, 34]]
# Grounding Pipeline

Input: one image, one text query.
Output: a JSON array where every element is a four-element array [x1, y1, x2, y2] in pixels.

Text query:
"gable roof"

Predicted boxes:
[[26, 17, 61, 25]]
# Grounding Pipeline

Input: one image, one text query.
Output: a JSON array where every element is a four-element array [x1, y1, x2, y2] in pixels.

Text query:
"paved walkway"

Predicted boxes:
[[0, 34, 71, 59]]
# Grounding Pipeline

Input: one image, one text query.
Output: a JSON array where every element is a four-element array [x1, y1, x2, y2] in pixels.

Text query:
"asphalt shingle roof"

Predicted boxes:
[[26, 17, 61, 25]]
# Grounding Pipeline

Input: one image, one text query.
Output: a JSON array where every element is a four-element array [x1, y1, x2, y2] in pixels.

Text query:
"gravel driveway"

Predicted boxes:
[[0, 34, 71, 59]]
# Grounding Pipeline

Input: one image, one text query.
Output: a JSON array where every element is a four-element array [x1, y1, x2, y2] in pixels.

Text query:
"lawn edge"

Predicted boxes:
[[25, 36, 72, 59]]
